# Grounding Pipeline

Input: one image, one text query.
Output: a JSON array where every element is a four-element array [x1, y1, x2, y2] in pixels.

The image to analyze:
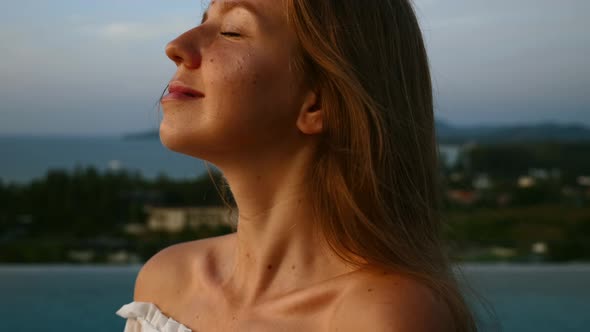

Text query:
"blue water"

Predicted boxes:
[[460, 264, 590, 331], [0, 265, 136, 331], [0, 136, 208, 184], [0, 264, 588, 331], [0, 136, 459, 184]]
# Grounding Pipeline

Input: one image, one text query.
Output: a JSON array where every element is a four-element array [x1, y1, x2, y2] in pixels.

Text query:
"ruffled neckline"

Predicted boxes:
[[116, 301, 192, 332]]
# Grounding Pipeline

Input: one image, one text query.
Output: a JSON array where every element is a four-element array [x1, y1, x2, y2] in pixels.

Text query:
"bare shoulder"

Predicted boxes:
[[133, 233, 235, 303], [330, 270, 454, 332]]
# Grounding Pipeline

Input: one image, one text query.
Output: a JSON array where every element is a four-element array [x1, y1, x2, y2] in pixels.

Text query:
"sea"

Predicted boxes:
[[0, 264, 588, 331], [0, 136, 208, 184], [0, 135, 461, 184], [2, 137, 587, 331]]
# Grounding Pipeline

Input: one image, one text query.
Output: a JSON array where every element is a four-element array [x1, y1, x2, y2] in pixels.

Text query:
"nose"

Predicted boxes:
[[165, 28, 203, 69]]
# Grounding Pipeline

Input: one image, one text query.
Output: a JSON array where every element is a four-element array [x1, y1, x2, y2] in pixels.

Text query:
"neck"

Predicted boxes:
[[215, 147, 353, 307]]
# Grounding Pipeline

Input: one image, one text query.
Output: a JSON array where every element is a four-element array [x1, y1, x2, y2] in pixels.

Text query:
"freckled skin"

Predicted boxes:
[[141, 1, 449, 331], [160, 0, 304, 164]]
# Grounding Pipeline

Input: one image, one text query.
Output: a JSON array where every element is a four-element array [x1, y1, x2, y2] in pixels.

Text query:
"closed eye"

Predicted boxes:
[[220, 32, 241, 37]]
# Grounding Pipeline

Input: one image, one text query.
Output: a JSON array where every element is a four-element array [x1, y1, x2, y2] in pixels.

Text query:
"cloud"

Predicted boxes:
[[1, 0, 588, 135], [415, 0, 590, 125], [85, 19, 195, 43]]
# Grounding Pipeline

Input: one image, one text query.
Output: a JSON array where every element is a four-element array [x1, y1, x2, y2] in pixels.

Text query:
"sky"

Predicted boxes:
[[0, 0, 588, 135]]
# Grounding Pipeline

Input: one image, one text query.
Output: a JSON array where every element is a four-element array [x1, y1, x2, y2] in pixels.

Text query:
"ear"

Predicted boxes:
[[296, 90, 323, 135]]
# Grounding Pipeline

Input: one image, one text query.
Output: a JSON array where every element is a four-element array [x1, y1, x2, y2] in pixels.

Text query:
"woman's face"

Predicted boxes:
[[161, 0, 308, 163]]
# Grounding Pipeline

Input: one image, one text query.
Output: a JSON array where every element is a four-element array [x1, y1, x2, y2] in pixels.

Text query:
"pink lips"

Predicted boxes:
[[161, 82, 204, 102]]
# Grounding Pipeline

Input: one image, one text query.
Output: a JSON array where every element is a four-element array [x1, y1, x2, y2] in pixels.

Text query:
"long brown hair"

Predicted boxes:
[[286, 0, 480, 330]]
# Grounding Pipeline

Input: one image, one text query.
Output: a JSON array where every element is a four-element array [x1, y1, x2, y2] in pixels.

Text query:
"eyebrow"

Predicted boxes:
[[201, 0, 261, 24]]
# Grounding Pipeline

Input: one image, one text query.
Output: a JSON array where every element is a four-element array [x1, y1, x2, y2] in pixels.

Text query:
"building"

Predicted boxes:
[[577, 175, 590, 187], [145, 206, 233, 233], [517, 176, 536, 188], [446, 189, 480, 205], [472, 173, 492, 190]]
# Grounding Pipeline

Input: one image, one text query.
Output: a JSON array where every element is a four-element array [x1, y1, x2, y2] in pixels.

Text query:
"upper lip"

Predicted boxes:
[[168, 81, 204, 97]]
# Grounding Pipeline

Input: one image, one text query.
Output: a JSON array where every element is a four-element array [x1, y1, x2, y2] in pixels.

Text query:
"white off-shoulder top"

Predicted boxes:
[[116, 302, 192, 332]]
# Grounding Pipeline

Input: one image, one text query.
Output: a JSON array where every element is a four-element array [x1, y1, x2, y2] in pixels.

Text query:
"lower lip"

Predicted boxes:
[[161, 92, 203, 103]]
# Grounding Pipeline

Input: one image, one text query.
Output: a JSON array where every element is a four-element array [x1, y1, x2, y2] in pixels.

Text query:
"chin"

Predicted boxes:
[[159, 123, 218, 162], [159, 124, 192, 155]]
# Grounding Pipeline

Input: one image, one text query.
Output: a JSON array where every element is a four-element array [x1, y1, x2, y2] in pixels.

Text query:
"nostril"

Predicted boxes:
[[171, 55, 183, 66], [165, 42, 183, 64]]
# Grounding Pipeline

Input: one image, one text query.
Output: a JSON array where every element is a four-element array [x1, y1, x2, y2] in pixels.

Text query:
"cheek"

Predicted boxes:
[[212, 55, 262, 106], [160, 45, 303, 160], [206, 50, 298, 132]]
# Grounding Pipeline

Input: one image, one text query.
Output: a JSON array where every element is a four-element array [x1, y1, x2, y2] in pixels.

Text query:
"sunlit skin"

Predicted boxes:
[[135, 0, 453, 331]]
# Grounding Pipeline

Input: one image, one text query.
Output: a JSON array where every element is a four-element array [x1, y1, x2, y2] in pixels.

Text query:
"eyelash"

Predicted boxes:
[[220, 32, 241, 38]]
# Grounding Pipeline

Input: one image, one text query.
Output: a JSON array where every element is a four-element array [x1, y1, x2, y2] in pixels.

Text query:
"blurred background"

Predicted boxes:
[[0, 0, 588, 331]]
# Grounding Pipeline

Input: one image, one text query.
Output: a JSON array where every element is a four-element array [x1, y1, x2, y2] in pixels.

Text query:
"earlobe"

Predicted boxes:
[[296, 91, 323, 135]]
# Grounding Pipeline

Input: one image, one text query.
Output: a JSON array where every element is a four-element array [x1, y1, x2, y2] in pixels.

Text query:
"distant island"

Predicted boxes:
[[123, 119, 590, 144], [122, 130, 160, 140], [435, 120, 590, 144]]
